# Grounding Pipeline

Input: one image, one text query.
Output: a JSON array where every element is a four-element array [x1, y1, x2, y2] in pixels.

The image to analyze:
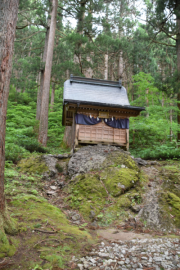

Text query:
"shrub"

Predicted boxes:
[[5, 143, 29, 163], [131, 144, 180, 160], [16, 135, 48, 153]]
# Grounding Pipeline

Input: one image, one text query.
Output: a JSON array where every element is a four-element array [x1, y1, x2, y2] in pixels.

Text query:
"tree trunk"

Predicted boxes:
[[104, 54, 108, 80], [50, 82, 55, 111], [118, 51, 123, 80], [146, 88, 149, 117], [83, 54, 93, 78], [36, 29, 50, 120], [0, 0, 19, 253], [177, 10, 180, 142], [38, 0, 58, 146], [170, 103, 173, 142], [66, 69, 70, 79]]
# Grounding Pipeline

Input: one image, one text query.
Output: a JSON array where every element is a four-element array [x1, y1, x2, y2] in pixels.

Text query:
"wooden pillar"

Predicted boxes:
[[75, 124, 79, 148], [72, 113, 76, 152], [126, 129, 129, 151]]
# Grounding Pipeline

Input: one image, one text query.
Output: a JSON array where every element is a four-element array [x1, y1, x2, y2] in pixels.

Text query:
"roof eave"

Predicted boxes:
[[63, 99, 145, 112]]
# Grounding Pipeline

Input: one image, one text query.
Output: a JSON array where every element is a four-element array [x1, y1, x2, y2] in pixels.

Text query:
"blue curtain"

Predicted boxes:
[[75, 114, 129, 129], [75, 114, 102, 125], [105, 118, 129, 129]]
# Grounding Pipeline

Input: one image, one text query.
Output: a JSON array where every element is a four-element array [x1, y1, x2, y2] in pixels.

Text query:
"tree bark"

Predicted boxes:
[[104, 54, 108, 80], [36, 29, 50, 120], [170, 103, 173, 142], [146, 88, 149, 117], [0, 0, 19, 252], [177, 6, 180, 142], [50, 82, 55, 111], [38, 0, 58, 146], [118, 51, 123, 80]]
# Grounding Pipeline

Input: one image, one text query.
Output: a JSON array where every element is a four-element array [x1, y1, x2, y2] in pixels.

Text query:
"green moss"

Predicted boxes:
[[67, 174, 108, 219], [11, 194, 90, 238], [162, 167, 180, 198], [65, 152, 146, 223], [159, 191, 180, 228], [103, 151, 139, 171], [168, 192, 180, 211], [18, 155, 48, 174], [0, 229, 10, 258], [0, 220, 17, 259], [100, 167, 139, 197]]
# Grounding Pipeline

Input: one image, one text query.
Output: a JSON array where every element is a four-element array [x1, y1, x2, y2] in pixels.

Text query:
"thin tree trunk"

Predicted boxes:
[[170, 103, 173, 142], [36, 29, 50, 120], [38, 0, 58, 146], [110, 63, 114, 81], [162, 93, 164, 107], [0, 0, 19, 245], [104, 54, 108, 80], [83, 55, 93, 78], [66, 69, 70, 79], [146, 88, 149, 117], [50, 82, 55, 111], [118, 51, 123, 80], [177, 7, 180, 142]]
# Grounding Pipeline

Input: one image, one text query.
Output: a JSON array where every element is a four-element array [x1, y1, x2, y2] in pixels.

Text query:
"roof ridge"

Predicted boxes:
[[70, 75, 122, 88]]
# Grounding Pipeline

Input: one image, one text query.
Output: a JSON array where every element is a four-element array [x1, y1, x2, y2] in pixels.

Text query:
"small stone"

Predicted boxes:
[[50, 185, 57, 190], [117, 183, 125, 189], [57, 181, 65, 188], [71, 213, 81, 221], [118, 261, 125, 265], [78, 264, 83, 270], [89, 210, 96, 219], [91, 221, 98, 228], [46, 190, 56, 195], [153, 257, 162, 262], [131, 204, 141, 213]]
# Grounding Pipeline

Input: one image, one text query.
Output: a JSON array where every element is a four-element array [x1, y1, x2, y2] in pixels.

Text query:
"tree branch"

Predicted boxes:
[[16, 23, 29, 29], [151, 40, 176, 47], [15, 31, 45, 42]]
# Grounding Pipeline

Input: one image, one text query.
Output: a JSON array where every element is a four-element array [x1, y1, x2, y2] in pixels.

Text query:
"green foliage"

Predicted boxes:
[[5, 86, 65, 163], [5, 143, 30, 163], [131, 144, 180, 160], [129, 72, 179, 160], [16, 135, 47, 153]]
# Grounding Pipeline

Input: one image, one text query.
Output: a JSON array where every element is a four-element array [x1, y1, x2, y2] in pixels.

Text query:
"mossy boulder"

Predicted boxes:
[[18, 155, 49, 174], [102, 151, 139, 171], [66, 146, 144, 223], [67, 174, 108, 218], [159, 191, 180, 228], [100, 167, 139, 197]]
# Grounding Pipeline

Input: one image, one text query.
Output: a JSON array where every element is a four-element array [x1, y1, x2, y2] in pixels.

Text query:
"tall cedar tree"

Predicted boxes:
[[0, 0, 19, 247], [38, 0, 58, 146]]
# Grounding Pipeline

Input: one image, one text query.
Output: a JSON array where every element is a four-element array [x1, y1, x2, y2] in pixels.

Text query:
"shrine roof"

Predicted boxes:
[[63, 76, 145, 111]]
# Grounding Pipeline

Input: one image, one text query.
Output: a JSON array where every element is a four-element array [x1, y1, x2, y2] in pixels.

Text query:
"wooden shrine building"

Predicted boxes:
[[62, 75, 145, 150]]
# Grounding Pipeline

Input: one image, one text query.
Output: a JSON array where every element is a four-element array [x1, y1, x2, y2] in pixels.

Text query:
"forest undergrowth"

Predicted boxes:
[[6, 72, 180, 164], [5, 85, 67, 164]]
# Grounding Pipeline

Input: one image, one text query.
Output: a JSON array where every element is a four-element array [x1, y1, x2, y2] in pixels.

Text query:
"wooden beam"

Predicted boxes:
[[68, 102, 141, 114], [78, 140, 126, 146]]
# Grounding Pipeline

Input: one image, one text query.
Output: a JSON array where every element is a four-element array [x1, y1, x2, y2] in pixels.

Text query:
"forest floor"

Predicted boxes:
[[1, 157, 180, 270]]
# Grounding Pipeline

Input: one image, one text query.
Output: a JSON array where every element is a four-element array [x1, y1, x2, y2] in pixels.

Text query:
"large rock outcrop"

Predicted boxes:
[[66, 145, 145, 224]]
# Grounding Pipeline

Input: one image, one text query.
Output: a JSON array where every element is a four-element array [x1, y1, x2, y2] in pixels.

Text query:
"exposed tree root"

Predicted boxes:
[[0, 205, 18, 258]]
